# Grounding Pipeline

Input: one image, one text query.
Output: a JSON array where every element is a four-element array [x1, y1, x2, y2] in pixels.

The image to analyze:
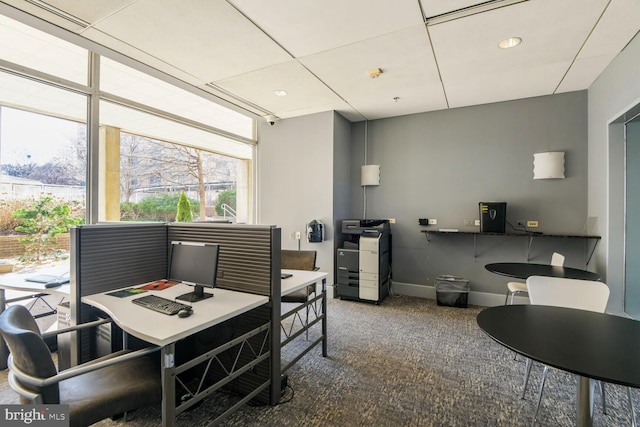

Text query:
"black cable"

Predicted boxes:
[[506, 220, 528, 233], [278, 382, 295, 404]]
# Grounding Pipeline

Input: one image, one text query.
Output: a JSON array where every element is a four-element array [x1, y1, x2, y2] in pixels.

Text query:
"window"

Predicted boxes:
[[100, 57, 254, 139], [0, 11, 255, 269], [99, 101, 250, 223], [119, 131, 239, 222], [0, 14, 87, 85]]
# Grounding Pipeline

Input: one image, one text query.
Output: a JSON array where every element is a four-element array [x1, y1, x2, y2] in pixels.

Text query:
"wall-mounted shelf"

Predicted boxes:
[[421, 230, 601, 265]]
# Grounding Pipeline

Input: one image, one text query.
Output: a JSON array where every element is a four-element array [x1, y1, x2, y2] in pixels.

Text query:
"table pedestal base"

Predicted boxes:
[[577, 376, 594, 427]]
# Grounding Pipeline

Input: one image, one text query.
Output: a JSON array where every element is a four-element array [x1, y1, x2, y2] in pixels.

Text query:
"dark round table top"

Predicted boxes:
[[477, 305, 640, 388], [485, 262, 601, 281]]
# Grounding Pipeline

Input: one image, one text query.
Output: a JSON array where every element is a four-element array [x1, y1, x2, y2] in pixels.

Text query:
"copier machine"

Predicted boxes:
[[336, 219, 391, 303]]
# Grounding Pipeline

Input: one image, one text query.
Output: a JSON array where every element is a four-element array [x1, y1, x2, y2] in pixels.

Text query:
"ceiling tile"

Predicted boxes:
[[40, 0, 135, 24], [300, 25, 447, 119], [428, 0, 609, 106], [348, 82, 449, 120], [2, 0, 639, 122], [90, 0, 291, 82], [558, 0, 640, 92], [229, 0, 424, 57], [429, 0, 609, 77], [0, 0, 85, 31], [214, 60, 351, 119], [81, 27, 207, 87], [556, 55, 618, 94], [445, 62, 572, 108], [419, 0, 494, 18]]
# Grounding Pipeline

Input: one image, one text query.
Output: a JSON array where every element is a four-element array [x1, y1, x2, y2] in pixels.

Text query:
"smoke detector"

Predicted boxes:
[[368, 68, 383, 79]]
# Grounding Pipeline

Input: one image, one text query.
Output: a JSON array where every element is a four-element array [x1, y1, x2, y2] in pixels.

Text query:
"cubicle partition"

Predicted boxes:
[[167, 222, 282, 406], [69, 222, 282, 409], [69, 222, 167, 367]]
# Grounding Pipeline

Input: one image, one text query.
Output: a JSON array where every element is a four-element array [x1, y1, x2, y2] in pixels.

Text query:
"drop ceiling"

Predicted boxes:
[[1, 0, 639, 122]]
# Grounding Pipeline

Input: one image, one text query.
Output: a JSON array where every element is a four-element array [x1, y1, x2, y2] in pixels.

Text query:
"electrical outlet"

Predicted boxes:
[[295, 231, 301, 239], [474, 219, 480, 226], [388, 218, 396, 224], [527, 220, 539, 228], [428, 219, 437, 225]]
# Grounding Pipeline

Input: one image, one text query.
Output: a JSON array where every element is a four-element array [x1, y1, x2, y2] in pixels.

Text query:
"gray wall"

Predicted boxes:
[[588, 31, 640, 314], [625, 119, 640, 316], [332, 112, 353, 254], [348, 91, 591, 305], [257, 111, 350, 279], [256, 66, 640, 309]]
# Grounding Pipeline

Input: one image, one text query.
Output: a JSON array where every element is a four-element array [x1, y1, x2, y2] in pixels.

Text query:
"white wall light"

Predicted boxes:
[[533, 152, 565, 179], [361, 164, 381, 186]]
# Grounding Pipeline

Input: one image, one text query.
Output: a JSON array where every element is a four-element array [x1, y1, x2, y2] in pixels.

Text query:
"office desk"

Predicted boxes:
[[477, 305, 640, 426], [280, 269, 328, 373], [485, 262, 601, 281], [83, 284, 268, 427], [0, 269, 70, 370]]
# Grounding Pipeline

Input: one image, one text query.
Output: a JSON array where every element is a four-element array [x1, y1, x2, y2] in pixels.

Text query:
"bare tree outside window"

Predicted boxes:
[[119, 132, 237, 222]]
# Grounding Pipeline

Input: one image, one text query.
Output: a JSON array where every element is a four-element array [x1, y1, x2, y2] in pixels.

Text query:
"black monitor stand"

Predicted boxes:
[[176, 284, 214, 303]]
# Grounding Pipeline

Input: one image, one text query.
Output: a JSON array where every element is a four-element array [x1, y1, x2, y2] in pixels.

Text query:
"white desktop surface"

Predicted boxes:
[[82, 284, 268, 347], [281, 269, 328, 296], [0, 269, 71, 299]]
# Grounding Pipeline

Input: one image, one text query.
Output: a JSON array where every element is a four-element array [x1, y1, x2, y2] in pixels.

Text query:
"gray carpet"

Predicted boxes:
[[1, 293, 637, 426]]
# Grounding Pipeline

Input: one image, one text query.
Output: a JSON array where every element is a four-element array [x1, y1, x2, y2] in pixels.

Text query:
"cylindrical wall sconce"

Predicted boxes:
[[533, 152, 565, 179], [361, 164, 381, 186]]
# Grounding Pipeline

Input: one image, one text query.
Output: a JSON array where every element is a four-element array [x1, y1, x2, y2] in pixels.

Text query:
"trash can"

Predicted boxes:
[[435, 275, 470, 308]]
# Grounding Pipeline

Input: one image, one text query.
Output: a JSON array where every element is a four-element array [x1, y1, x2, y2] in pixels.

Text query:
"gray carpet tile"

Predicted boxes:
[[1, 294, 637, 426]]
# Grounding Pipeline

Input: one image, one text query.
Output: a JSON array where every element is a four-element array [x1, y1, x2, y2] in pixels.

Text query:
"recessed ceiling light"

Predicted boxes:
[[498, 37, 522, 49], [273, 90, 287, 97]]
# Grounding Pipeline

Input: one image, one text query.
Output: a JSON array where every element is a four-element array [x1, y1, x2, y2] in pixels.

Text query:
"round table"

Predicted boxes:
[[478, 305, 640, 426], [485, 262, 601, 281]]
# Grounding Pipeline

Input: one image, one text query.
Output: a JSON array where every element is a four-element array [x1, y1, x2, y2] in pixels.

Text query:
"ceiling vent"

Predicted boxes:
[[24, 0, 90, 28], [425, 0, 528, 26]]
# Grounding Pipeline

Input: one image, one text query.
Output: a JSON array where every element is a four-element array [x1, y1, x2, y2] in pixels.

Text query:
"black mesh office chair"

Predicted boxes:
[[280, 250, 318, 303], [281, 250, 318, 339], [0, 305, 162, 427]]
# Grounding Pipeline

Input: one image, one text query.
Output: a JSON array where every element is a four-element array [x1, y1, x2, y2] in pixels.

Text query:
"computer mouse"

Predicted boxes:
[[178, 307, 193, 318], [45, 281, 63, 288]]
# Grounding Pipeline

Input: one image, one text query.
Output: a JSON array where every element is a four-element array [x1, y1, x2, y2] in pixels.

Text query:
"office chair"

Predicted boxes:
[[526, 276, 635, 426], [280, 249, 318, 302], [0, 305, 162, 427], [281, 250, 318, 339], [504, 252, 565, 305]]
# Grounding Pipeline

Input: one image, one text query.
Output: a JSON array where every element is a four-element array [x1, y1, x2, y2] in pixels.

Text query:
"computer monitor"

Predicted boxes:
[[168, 241, 219, 302]]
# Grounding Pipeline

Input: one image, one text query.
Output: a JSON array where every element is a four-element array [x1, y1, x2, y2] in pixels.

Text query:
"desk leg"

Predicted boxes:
[[161, 343, 176, 427], [0, 289, 8, 370], [321, 278, 327, 357], [576, 376, 594, 427]]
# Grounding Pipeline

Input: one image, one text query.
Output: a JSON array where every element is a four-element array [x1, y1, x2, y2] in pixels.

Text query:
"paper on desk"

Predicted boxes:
[[106, 287, 148, 298], [140, 280, 179, 291]]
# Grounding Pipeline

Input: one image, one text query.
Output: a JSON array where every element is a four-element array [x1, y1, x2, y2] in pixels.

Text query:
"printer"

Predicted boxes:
[[336, 219, 391, 303]]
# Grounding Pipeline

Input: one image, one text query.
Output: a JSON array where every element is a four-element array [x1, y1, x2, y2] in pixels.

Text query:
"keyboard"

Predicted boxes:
[[132, 294, 191, 316]]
